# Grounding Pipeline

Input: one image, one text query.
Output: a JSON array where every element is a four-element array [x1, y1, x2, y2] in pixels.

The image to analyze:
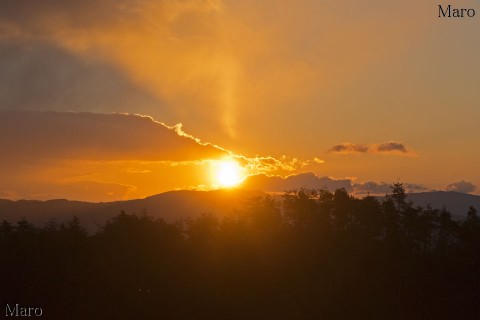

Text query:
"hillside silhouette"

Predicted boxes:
[[0, 189, 263, 232], [1, 188, 478, 232], [1, 184, 479, 319]]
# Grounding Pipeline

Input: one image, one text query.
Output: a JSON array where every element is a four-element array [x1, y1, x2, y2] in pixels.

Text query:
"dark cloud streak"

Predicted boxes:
[[329, 141, 414, 155]]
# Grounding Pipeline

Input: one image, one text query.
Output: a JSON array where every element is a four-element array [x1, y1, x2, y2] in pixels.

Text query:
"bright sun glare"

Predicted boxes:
[[214, 160, 245, 188]]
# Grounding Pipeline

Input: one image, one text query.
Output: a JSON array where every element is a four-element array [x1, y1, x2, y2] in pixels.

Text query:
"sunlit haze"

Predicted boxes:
[[212, 159, 246, 188], [0, 0, 478, 201]]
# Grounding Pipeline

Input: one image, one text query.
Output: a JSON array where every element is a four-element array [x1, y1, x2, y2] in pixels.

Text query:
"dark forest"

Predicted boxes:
[[1, 184, 479, 319]]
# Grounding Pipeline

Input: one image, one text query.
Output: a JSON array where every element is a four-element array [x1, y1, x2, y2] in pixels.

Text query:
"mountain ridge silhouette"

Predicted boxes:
[[1, 189, 478, 232]]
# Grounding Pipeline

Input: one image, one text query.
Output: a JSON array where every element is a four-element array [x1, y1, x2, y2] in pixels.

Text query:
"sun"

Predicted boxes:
[[213, 159, 245, 188]]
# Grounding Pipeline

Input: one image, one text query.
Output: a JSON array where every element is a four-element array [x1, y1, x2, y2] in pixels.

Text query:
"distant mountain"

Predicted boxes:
[[0, 189, 478, 232], [0, 189, 263, 232], [406, 191, 480, 219]]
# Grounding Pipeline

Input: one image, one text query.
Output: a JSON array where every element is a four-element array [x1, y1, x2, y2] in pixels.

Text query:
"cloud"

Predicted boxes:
[[227, 154, 325, 179], [354, 181, 427, 196], [126, 168, 152, 174], [243, 172, 353, 193], [0, 180, 136, 202], [0, 110, 228, 162], [312, 157, 326, 164], [0, 41, 164, 116], [376, 142, 407, 153], [0, 110, 325, 201], [330, 143, 369, 154], [354, 181, 392, 195], [0, 0, 239, 137], [237, 155, 307, 174], [0, 110, 233, 201], [243, 174, 429, 196], [0, 1, 433, 200], [329, 141, 414, 156], [446, 181, 476, 194], [0, 0, 427, 144]]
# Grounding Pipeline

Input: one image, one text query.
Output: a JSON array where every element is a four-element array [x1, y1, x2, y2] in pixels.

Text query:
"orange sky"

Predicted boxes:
[[0, 0, 479, 201]]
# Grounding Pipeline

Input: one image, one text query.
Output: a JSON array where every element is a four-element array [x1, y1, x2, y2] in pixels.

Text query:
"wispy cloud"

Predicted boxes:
[[234, 154, 326, 177], [237, 156, 305, 174]]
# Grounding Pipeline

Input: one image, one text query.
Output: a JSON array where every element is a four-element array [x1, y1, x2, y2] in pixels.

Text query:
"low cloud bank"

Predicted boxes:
[[446, 181, 476, 194]]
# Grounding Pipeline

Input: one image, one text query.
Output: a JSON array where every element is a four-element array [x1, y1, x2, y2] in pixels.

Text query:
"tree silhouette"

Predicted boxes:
[[1, 185, 479, 319]]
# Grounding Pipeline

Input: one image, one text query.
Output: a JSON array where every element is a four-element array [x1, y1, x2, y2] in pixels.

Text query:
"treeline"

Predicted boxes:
[[1, 184, 479, 319]]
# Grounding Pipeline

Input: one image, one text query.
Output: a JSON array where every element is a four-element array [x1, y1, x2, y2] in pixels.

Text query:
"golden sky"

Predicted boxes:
[[0, 0, 479, 201]]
